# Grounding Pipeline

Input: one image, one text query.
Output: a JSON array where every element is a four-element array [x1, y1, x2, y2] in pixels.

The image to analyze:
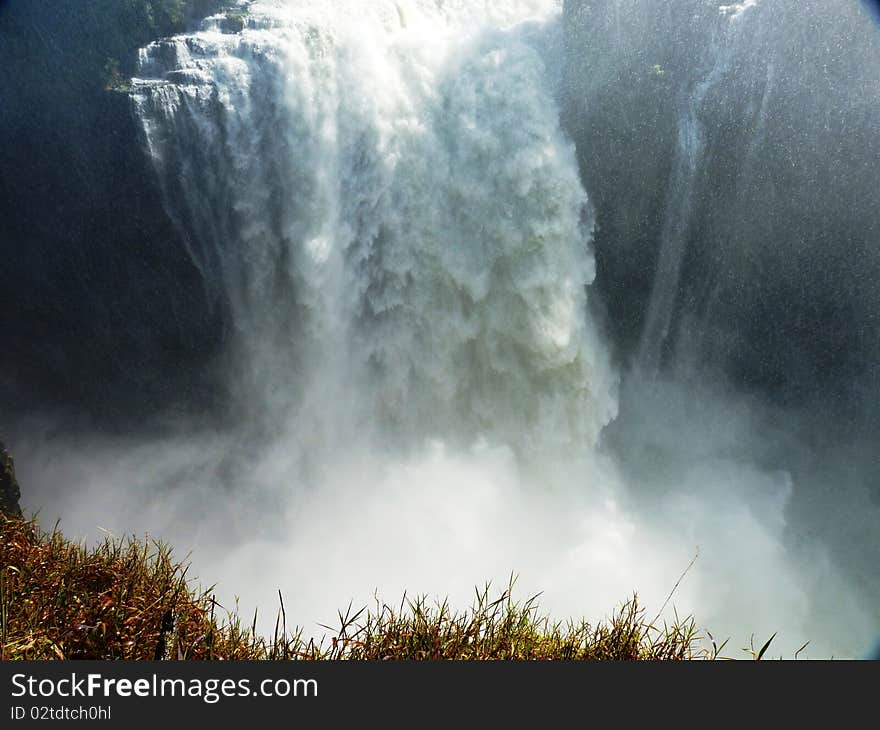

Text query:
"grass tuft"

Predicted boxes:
[[2, 515, 705, 660]]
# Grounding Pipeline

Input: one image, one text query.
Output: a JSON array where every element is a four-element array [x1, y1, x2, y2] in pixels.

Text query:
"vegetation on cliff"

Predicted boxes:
[[2, 1, 240, 92], [1, 515, 707, 661]]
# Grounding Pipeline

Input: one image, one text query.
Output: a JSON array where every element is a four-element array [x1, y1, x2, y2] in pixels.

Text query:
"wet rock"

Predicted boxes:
[[0, 441, 22, 517]]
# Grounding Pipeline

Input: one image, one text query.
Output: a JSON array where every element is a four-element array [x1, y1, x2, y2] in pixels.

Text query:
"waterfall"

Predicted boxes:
[[131, 0, 618, 458], [9, 0, 872, 659]]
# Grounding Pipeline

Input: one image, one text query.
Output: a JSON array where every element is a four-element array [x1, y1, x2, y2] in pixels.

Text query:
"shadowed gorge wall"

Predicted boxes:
[[562, 0, 880, 428], [0, 0, 234, 421]]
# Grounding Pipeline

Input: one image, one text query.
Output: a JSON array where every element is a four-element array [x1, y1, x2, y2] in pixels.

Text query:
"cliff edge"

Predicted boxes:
[[0, 441, 22, 517]]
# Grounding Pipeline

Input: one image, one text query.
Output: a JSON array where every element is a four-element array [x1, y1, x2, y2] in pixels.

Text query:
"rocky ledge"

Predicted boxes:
[[1, 440, 22, 517]]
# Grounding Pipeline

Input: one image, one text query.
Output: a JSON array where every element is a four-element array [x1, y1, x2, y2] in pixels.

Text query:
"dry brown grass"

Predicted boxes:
[[1, 515, 704, 660]]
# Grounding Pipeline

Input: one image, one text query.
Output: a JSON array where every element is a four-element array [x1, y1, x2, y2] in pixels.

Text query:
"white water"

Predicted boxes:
[[133, 0, 617, 455], [16, 0, 874, 659]]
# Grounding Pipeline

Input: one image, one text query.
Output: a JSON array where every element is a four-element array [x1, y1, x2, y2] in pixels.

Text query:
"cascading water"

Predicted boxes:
[[560, 0, 880, 656], [9, 0, 879, 659], [94, 0, 873, 657], [117, 0, 654, 640], [131, 0, 618, 458]]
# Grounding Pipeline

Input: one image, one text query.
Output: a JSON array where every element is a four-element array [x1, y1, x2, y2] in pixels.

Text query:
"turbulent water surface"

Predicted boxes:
[[11, 0, 880, 658]]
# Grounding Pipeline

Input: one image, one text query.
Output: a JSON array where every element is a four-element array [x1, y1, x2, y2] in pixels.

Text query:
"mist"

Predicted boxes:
[[4, 0, 879, 659]]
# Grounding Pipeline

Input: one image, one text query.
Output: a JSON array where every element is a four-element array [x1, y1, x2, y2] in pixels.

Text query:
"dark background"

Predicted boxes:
[[0, 1, 234, 425]]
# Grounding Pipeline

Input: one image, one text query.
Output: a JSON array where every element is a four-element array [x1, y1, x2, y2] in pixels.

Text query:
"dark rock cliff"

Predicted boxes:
[[561, 0, 880, 430], [0, 441, 22, 517], [0, 1, 234, 427]]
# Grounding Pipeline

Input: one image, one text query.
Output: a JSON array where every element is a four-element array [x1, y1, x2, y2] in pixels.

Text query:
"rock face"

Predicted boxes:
[[561, 0, 880, 423], [0, 2, 228, 425], [0, 441, 22, 517]]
